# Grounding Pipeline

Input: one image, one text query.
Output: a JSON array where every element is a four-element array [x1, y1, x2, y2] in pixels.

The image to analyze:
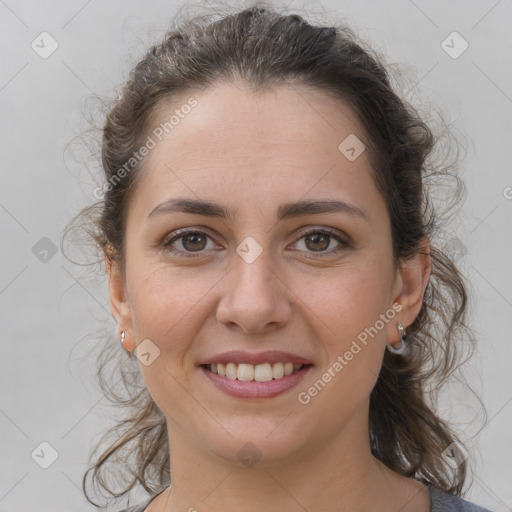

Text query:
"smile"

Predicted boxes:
[[206, 362, 305, 381], [200, 363, 313, 398]]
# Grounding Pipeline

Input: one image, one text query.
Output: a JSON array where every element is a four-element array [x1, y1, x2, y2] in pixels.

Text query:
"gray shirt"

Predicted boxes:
[[115, 483, 493, 512]]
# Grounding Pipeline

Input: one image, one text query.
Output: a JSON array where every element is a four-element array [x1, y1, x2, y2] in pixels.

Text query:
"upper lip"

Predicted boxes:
[[199, 350, 313, 366]]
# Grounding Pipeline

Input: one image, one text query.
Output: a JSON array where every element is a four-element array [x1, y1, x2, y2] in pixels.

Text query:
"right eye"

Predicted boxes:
[[162, 229, 220, 257]]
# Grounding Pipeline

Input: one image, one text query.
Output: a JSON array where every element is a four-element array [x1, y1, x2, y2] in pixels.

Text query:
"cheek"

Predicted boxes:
[[128, 265, 219, 414], [128, 264, 217, 357], [294, 255, 392, 337], [289, 256, 392, 388]]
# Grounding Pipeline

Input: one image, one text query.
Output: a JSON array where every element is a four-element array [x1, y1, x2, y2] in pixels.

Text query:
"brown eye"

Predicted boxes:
[[180, 233, 207, 252], [304, 232, 331, 252], [291, 228, 349, 257], [163, 230, 218, 257]]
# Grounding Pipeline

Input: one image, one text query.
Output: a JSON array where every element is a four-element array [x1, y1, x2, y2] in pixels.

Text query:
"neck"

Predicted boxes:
[[156, 401, 429, 512]]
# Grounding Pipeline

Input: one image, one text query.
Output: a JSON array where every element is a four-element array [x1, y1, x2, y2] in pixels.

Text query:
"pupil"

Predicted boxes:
[[306, 233, 329, 251]]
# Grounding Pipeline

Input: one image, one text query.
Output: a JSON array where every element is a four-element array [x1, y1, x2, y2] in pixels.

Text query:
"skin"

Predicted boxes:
[[107, 82, 432, 512]]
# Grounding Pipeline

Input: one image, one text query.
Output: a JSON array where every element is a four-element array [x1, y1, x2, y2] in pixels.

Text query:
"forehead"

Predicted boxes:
[[148, 82, 366, 151], [130, 82, 383, 221]]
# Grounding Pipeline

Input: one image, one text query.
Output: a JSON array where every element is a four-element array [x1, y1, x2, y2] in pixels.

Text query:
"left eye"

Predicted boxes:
[[290, 229, 347, 255]]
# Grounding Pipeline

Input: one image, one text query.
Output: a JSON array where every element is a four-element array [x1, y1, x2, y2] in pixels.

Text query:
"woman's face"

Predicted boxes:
[[110, 83, 416, 465]]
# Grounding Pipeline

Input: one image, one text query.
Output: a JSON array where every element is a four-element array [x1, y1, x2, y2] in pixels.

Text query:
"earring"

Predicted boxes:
[[120, 330, 125, 344], [387, 322, 408, 355]]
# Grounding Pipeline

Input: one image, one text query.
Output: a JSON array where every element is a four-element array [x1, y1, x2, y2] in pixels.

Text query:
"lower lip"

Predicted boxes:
[[200, 365, 313, 398]]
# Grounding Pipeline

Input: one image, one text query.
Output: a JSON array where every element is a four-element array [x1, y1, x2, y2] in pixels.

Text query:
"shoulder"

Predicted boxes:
[[428, 484, 493, 512], [114, 484, 494, 512]]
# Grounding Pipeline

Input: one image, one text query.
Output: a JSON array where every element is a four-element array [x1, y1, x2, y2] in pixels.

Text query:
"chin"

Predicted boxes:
[[202, 421, 313, 468]]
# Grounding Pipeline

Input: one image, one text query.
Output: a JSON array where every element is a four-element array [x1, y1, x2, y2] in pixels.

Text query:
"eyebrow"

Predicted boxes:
[[147, 197, 369, 223]]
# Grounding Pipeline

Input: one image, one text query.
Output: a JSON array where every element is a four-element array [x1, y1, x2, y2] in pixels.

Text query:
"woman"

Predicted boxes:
[[71, 3, 492, 511]]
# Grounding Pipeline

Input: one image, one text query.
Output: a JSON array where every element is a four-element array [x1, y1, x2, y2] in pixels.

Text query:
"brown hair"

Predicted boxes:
[[63, 1, 484, 508]]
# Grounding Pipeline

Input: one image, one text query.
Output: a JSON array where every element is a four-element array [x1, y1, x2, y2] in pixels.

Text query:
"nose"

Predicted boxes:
[[216, 249, 292, 334]]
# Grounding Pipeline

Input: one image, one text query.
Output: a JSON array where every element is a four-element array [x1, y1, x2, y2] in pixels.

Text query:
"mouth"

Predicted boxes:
[[201, 362, 309, 381], [199, 362, 313, 398]]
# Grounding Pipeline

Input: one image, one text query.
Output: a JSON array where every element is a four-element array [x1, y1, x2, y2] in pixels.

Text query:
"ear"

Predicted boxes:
[[387, 237, 431, 345], [105, 255, 135, 351]]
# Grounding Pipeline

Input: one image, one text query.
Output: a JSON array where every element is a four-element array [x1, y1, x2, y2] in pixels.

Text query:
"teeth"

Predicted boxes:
[[273, 362, 284, 379], [237, 363, 254, 381], [225, 362, 237, 379], [254, 363, 273, 382], [206, 362, 305, 381]]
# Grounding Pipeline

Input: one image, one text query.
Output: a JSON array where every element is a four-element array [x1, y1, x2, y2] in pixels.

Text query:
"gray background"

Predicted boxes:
[[1, 0, 511, 510]]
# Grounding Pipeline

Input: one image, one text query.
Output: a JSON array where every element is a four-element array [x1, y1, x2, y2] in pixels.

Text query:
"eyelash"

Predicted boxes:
[[161, 227, 350, 259]]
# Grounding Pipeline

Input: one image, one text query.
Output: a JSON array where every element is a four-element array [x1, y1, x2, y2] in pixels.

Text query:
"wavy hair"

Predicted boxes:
[[62, 1, 484, 508]]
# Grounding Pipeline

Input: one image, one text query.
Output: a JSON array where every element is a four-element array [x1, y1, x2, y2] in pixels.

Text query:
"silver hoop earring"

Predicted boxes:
[[120, 330, 125, 344], [387, 322, 408, 355]]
